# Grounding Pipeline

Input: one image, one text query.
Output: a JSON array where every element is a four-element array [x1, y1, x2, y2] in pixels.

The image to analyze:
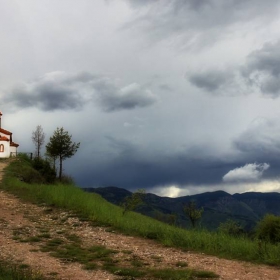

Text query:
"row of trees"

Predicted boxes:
[[31, 125, 80, 180]]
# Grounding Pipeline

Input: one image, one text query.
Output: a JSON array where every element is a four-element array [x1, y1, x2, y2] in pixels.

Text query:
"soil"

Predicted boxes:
[[0, 161, 279, 280]]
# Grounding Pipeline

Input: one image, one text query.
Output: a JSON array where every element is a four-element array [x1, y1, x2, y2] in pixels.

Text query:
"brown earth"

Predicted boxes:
[[0, 161, 280, 280]]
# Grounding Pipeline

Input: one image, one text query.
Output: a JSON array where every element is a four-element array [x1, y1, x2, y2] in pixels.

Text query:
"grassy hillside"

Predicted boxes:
[[88, 187, 280, 231], [1, 157, 280, 268]]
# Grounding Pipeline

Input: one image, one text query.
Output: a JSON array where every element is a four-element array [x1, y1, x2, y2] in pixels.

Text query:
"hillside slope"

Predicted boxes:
[[1, 162, 280, 279], [85, 187, 280, 230]]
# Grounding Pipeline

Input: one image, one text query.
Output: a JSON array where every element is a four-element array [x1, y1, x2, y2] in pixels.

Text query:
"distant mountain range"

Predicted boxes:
[[82, 186, 280, 231]]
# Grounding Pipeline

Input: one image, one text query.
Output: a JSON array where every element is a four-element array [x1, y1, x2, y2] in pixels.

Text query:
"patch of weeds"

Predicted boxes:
[[103, 264, 146, 278], [103, 257, 118, 265], [175, 261, 188, 267], [37, 233, 51, 239], [76, 213, 90, 222], [18, 264, 30, 269], [43, 208, 53, 213], [48, 272, 58, 276], [0, 260, 44, 280], [43, 239, 118, 270], [130, 259, 145, 267], [56, 230, 65, 234], [60, 217, 68, 223], [38, 228, 49, 233], [149, 268, 192, 279], [149, 268, 219, 280], [19, 239, 29, 243], [0, 218, 7, 224], [51, 244, 87, 263], [28, 236, 42, 243], [83, 262, 98, 270], [27, 216, 39, 223], [72, 222, 80, 227], [192, 270, 219, 278], [50, 216, 58, 220], [151, 255, 163, 262], [65, 233, 81, 243], [88, 245, 118, 259], [122, 250, 133, 254], [30, 249, 39, 252], [130, 255, 145, 267], [41, 238, 64, 252], [12, 236, 21, 241], [13, 226, 30, 236]]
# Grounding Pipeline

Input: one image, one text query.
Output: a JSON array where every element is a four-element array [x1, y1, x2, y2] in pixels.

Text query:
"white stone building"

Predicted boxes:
[[0, 112, 19, 158]]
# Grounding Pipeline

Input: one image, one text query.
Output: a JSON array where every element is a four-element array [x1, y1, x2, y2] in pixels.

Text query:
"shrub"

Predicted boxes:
[[121, 189, 146, 215], [32, 157, 56, 184], [9, 157, 44, 184], [59, 175, 75, 185], [183, 201, 203, 228], [218, 219, 244, 236], [17, 153, 33, 163], [19, 166, 44, 184], [255, 214, 280, 244]]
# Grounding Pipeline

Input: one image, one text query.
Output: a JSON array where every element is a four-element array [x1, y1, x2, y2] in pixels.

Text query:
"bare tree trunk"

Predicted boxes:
[[59, 156, 62, 180]]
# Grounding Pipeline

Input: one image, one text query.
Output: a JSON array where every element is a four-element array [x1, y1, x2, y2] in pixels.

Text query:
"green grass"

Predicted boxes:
[[2, 157, 280, 267], [0, 260, 44, 280], [149, 268, 217, 279]]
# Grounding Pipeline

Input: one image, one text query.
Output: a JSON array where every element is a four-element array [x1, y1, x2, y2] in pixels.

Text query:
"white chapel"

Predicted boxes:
[[0, 112, 19, 158]]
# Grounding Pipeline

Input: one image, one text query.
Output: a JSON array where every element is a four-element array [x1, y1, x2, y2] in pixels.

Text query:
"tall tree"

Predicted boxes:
[[31, 125, 45, 158], [46, 127, 80, 180]]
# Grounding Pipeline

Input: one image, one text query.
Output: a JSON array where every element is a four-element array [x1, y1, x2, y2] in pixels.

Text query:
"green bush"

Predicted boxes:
[[256, 214, 280, 244], [32, 157, 56, 184], [20, 166, 44, 184], [8, 157, 44, 184], [59, 174, 75, 185], [218, 219, 244, 236]]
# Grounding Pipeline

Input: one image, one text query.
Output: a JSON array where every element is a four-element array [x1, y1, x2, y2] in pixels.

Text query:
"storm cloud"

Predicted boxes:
[[125, 0, 280, 47], [242, 41, 280, 97], [2, 72, 157, 112], [189, 40, 280, 97], [2, 0, 280, 196], [188, 69, 236, 94], [234, 117, 280, 158]]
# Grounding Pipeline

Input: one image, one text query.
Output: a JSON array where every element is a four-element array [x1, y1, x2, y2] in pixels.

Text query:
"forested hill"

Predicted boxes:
[[83, 187, 280, 231]]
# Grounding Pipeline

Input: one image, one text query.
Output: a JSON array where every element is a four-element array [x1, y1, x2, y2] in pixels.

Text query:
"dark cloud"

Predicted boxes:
[[233, 117, 280, 179], [125, 0, 280, 47], [2, 72, 157, 112], [234, 118, 280, 158], [96, 82, 158, 112], [189, 70, 235, 93], [72, 117, 280, 191], [242, 41, 280, 97], [189, 40, 280, 97], [72, 137, 238, 190]]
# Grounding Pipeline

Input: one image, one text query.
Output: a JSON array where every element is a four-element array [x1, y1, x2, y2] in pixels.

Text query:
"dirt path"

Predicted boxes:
[[0, 161, 280, 280]]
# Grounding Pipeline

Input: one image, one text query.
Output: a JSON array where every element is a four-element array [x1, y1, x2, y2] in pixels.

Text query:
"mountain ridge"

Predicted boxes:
[[83, 186, 280, 231]]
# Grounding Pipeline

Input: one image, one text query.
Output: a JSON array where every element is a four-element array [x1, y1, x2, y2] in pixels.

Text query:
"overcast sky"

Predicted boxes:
[[1, 0, 280, 197]]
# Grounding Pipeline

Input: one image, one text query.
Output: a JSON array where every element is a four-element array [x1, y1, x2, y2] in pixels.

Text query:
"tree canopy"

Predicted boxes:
[[46, 127, 80, 180], [183, 200, 204, 228]]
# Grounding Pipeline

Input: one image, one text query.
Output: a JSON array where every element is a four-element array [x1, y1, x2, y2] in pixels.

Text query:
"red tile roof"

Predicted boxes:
[[0, 136, 9, 141], [0, 128, 12, 135], [10, 142, 19, 147]]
